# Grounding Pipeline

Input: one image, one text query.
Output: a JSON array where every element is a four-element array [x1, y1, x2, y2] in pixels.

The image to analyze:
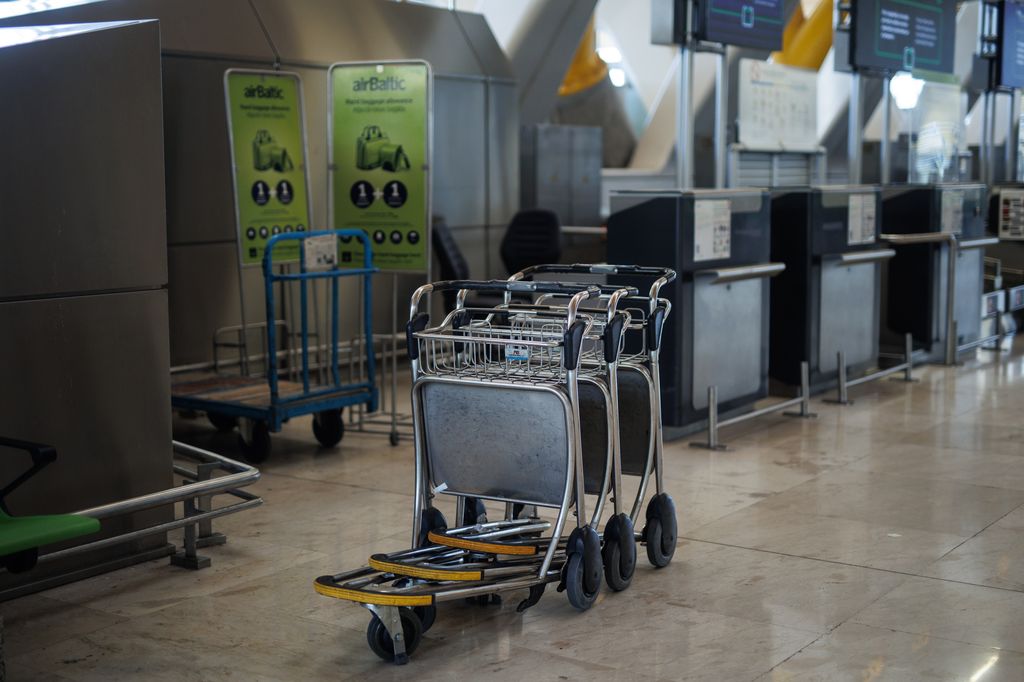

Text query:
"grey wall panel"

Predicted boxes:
[[488, 83, 520, 230], [0, 0, 275, 61], [254, 0, 483, 76], [163, 57, 266, 246], [0, 21, 167, 298], [433, 78, 487, 229], [454, 12, 516, 80], [0, 289, 173, 586]]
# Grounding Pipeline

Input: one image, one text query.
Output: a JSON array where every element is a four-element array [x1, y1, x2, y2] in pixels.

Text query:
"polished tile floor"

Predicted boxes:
[[5, 347, 1024, 681]]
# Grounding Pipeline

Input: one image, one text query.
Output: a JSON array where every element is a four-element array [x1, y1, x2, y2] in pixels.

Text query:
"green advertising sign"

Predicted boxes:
[[225, 69, 312, 266], [329, 61, 431, 272]]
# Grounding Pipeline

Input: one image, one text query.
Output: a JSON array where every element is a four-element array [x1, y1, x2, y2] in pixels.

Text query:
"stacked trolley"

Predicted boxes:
[[313, 264, 677, 665]]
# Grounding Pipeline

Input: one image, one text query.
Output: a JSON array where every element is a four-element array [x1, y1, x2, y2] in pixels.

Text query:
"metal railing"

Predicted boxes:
[[689, 361, 816, 450], [1, 441, 262, 598], [825, 333, 917, 405]]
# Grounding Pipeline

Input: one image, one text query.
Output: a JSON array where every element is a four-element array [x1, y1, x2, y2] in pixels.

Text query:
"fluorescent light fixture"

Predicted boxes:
[[609, 67, 626, 87], [891, 71, 925, 111]]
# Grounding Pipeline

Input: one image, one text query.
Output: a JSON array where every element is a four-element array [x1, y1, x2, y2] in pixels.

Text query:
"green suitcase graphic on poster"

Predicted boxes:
[[355, 125, 410, 172], [252, 129, 295, 172]]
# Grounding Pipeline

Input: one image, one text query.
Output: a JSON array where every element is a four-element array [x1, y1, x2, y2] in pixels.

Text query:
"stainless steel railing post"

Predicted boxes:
[[945, 237, 959, 365], [903, 332, 915, 382]]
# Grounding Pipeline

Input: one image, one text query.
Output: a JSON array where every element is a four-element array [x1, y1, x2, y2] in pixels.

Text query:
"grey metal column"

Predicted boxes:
[[1006, 91, 1018, 182], [848, 72, 863, 184], [981, 91, 992, 185], [714, 50, 728, 188], [880, 75, 892, 184], [678, 43, 695, 188]]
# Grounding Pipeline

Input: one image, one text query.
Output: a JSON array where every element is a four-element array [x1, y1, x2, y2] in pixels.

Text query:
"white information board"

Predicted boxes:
[[847, 194, 877, 245], [694, 199, 731, 262], [997, 188, 1024, 240], [940, 189, 964, 234], [737, 59, 818, 151]]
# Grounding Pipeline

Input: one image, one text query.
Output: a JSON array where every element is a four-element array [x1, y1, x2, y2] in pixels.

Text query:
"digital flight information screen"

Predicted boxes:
[[999, 0, 1024, 88], [696, 0, 785, 50], [851, 0, 956, 74]]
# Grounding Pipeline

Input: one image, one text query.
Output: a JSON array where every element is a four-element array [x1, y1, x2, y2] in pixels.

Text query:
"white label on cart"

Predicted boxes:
[[847, 194, 876, 245], [694, 199, 731, 262], [940, 190, 964, 234], [999, 189, 1024, 240], [505, 315, 532, 362], [303, 234, 338, 271]]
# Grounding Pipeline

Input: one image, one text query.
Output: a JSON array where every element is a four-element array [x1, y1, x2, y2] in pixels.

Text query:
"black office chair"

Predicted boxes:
[[500, 209, 562, 276]]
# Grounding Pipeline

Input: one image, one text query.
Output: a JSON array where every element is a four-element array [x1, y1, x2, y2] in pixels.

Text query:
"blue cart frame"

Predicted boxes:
[[171, 229, 378, 461]]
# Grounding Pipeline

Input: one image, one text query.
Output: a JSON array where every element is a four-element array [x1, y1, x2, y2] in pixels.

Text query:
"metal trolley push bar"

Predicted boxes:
[[313, 266, 676, 665], [171, 229, 379, 462]]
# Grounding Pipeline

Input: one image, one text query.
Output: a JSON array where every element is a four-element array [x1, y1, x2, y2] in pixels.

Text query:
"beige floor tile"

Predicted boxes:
[[757, 469, 1024, 536], [904, 420, 1024, 457], [689, 506, 966, 573], [630, 540, 905, 633], [0, 595, 125, 658], [851, 577, 1024, 653], [921, 507, 1024, 591], [844, 442, 1024, 490], [762, 622, 1024, 682]]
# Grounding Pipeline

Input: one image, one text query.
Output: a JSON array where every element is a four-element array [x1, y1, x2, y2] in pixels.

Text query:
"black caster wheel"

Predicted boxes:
[[564, 526, 602, 611], [417, 506, 448, 547], [389, 431, 400, 446], [413, 604, 437, 633], [602, 513, 637, 592], [207, 412, 237, 433], [365, 608, 422, 664], [237, 421, 271, 463], [644, 493, 677, 568], [461, 497, 488, 527], [312, 408, 344, 448]]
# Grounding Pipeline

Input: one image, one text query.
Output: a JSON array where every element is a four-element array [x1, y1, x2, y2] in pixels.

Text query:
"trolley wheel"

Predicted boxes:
[[417, 507, 448, 548], [389, 431, 400, 446], [312, 409, 344, 448], [602, 513, 637, 592], [207, 412, 237, 433], [644, 493, 677, 568], [365, 608, 422, 664], [564, 526, 602, 611], [413, 604, 437, 633], [238, 421, 271, 463]]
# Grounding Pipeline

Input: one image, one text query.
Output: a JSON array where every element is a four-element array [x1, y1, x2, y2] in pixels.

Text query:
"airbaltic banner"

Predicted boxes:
[[329, 61, 431, 272]]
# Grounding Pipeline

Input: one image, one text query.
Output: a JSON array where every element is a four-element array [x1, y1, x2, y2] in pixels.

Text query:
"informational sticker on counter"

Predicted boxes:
[[847, 194, 877, 245], [303, 234, 338, 271], [998, 188, 1024, 239], [940, 189, 964, 234], [737, 59, 818, 151], [694, 199, 731, 262], [329, 61, 431, 272], [224, 70, 312, 266]]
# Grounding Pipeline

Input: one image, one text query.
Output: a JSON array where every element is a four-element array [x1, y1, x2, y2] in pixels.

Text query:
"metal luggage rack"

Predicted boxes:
[[0, 441, 262, 600]]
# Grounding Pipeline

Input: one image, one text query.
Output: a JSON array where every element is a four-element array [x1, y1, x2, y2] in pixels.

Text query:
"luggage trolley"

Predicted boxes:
[[314, 279, 633, 663], [171, 229, 379, 462], [508, 264, 678, 574]]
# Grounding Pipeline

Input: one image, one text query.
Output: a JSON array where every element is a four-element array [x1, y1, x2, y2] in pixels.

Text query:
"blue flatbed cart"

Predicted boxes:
[[172, 229, 378, 462]]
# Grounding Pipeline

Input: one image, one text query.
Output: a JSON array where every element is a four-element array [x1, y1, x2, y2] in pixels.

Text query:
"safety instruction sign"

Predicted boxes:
[[694, 199, 732, 262], [330, 61, 431, 271], [998, 188, 1024, 240], [940, 189, 964, 234], [225, 70, 312, 266], [847, 194, 877, 245]]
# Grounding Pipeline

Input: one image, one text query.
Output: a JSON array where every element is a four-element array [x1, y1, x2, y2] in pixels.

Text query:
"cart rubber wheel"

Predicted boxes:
[[207, 412, 237, 433], [238, 421, 271, 463], [602, 513, 637, 592], [461, 497, 488, 527], [417, 507, 447, 548], [365, 608, 422, 664], [312, 409, 344, 448], [413, 604, 437, 633], [565, 526, 602, 611], [389, 432, 400, 446], [644, 493, 677, 568]]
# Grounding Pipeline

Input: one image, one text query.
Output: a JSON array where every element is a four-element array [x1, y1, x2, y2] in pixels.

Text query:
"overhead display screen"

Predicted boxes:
[[999, 0, 1024, 88], [851, 0, 956, 74], [697, 0, 785, 50]]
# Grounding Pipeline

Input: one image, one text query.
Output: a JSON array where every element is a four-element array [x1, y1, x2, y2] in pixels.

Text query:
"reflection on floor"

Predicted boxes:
[[5, 347, 1024, 681]]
